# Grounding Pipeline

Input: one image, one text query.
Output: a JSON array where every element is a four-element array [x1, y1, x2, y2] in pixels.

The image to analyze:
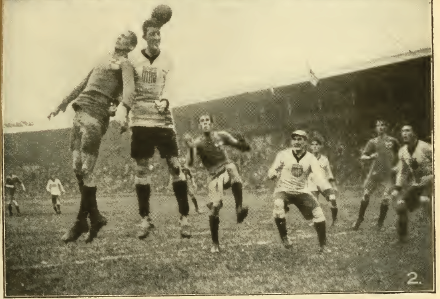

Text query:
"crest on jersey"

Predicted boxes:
[[291, 164, 304, 178], [385, 141, 394, 149]]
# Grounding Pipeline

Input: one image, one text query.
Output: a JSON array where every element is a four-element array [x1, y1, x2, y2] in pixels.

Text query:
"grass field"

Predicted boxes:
[[4, 186, 434, 296]]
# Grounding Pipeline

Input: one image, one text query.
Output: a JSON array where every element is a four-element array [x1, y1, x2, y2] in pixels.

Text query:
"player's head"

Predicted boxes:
[[309, 132, 324, 154], [142, 19, 162, 52], [178, 156, 186, 165], [375, 119, 388, 134], [142, 5, 172, 53], [115, 30, 138, 52], [291, 130, 308, 151], [199, 114, 214, 132], [401, 124, 418, 144]]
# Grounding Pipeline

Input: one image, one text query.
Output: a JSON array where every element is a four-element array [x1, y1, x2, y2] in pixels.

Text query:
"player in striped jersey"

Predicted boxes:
[[307, 132, 338, 226], [46, 174, 66, 214], [114, 7, 192, 240], [185, 114, 251, 253], [352, 120, 400, 231], [48, 31, 138, 243], [391, 124, 432, 243], [5, 173, 26, 216], [268, 130, 336, 253]]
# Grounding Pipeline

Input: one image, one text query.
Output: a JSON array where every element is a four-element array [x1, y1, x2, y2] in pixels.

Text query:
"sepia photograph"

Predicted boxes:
[[2, 0, 434, 296]]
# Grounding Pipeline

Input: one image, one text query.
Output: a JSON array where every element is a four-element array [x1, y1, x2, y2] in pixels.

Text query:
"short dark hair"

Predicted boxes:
[[126, 31, 138, 48], [376, 119, 389, 127], [310, 131, 325, 145], [142, 18, 162, 35]]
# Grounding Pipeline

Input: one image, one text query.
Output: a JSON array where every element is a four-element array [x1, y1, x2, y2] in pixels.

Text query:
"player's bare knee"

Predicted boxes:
[[395, 199, 407, 215], [312, 207, 326, 222], [166, 157, 180, 176], [381, 197, 390, 206], [273, 198, 286, 218]]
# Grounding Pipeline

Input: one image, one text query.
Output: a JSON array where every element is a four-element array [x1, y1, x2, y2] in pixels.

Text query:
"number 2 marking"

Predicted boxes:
[[407, 272, 421, 285]]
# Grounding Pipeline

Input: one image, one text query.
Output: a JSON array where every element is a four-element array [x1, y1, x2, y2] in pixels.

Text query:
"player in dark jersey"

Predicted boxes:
[[114, 6, 192, 240], [352, 120, 400, 231], [48, 31, 138, 243], [5, 173, 26, 216], [185, 114, 250, 253]]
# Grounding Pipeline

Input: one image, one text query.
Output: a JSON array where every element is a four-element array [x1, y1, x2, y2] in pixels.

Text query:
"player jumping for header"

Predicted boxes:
[[114, 5, 192, 239], [5, 172, 26, 216], [308, 132, 338, 226], [391, 124, 432, 243], [352, 120, 399, 231], [185, 114, 251, 253], [48, 30, 138, 243], [268, 130, 336, 253]]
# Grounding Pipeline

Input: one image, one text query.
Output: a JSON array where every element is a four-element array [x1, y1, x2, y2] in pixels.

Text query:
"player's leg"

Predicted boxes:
[[293, 193, 327, 252], [12, 199, 20, 215], [187, 185, 200, 213], [62, 112, 105, 243], [134, 158, 154, 239], [353, 177, 376, 230], [225, 163, 248, 223], [376, 181, 392, 231], [71, 123, 84, 193], [6, 190, 14, 216], [81, 116, 108, 243], [131, 127, 155, 239], [207, 173, 226, 253], [158, 127, 191, 238], [272, 192, 291, 249], [56, 195, 62, 214], [319, 190, 338, 226], [52, 195, 58, 214]]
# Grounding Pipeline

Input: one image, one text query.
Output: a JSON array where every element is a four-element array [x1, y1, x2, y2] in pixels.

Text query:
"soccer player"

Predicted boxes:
[[391, 124, 432, 243], [308, 132, 338, 226], [47, 30, 138, 243], [352, 120, 400, 231], [46, 174, 65, 214], [5, 173, 26, 216], [170, 157, 202, 214], [185, 114, 251, 253], [268, 130, 336, 253], [114, 7, 192, 240]]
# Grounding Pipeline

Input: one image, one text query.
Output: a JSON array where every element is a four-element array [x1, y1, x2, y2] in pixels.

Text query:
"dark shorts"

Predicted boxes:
[[51, 195, 59, 205], [131, 127, 179, 160], [5, 188, 15, 201], [275, 191, 320, 220], [401, 185, 431, 212]]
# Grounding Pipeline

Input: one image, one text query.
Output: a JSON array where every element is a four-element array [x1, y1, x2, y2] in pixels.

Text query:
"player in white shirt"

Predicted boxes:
[[307, 132, 338, 226], [268, 130, 336, 253], [46, 174, 66, 214], [115, 6, 192, 240], [391, 124, 432, 243]]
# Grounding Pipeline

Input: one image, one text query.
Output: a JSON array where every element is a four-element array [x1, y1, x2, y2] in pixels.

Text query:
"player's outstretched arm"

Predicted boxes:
[[219, 131, 251, 152], [58, 179, 66, 194], [311, 156, 334, 196], [268, 153, 283, 180], [48, 70, 93, 120]]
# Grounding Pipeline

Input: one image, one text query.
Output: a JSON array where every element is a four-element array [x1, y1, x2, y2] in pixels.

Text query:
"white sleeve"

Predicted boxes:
[[268, 152, 283, 179], [310, 156, 331, 191], [58, 179, 65, 193]]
